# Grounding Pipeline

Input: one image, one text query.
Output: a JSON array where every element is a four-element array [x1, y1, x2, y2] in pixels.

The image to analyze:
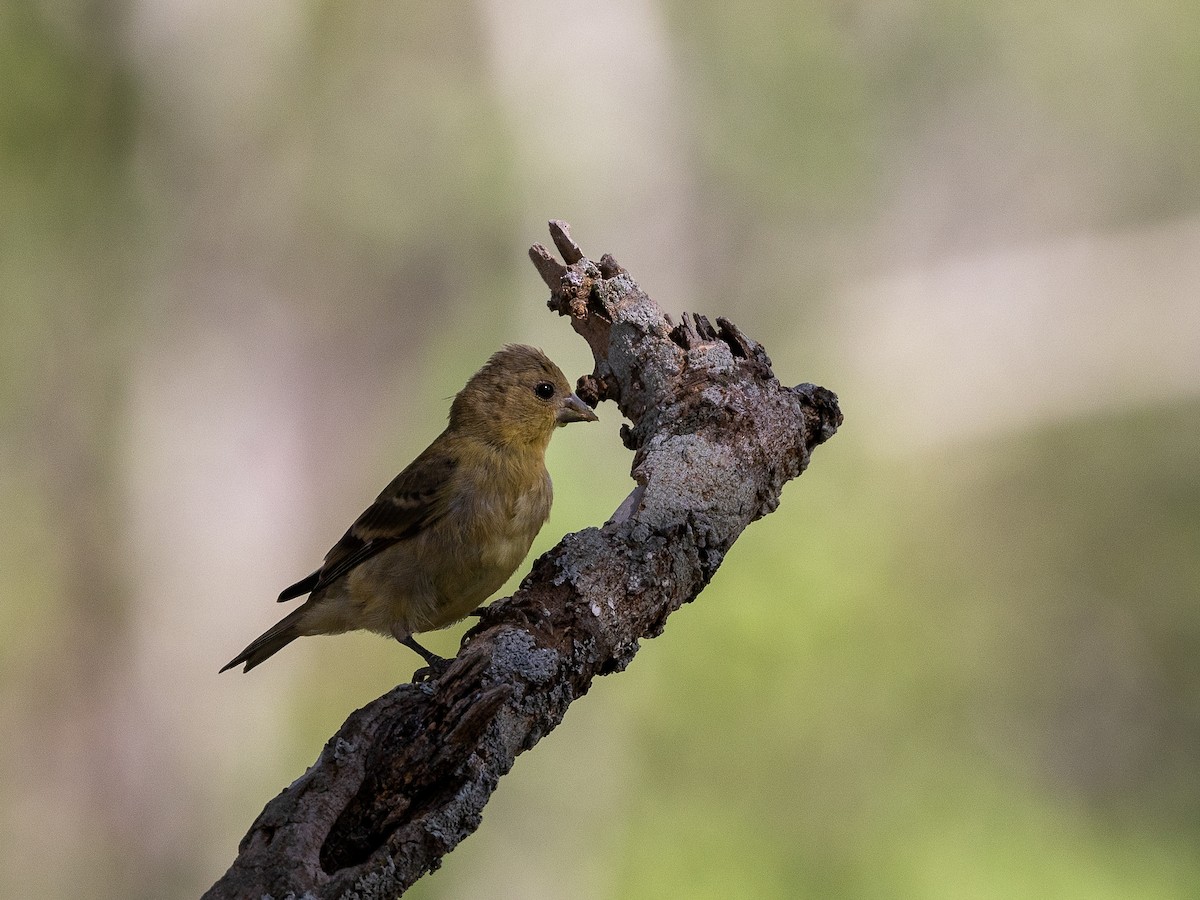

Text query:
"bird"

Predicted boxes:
[[221, 344, 598, 673]]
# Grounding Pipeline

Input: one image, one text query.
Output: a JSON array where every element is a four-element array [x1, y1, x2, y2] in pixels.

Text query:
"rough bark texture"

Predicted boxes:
[[204, 221, 842, 899]]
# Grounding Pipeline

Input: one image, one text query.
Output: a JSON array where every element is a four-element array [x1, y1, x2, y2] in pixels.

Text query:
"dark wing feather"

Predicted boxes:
[[305, 446, 458, 595], [277, 570, 320, 602]]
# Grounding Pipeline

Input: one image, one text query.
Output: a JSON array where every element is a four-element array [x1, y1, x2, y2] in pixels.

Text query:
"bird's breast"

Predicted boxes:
[[477, 472, 552, 572], [413, 466, 552, 628]]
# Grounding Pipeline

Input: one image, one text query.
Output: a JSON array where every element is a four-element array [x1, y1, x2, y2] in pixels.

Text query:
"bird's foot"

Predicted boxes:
[[411, 657, 453, 684], [397, 633, 451, 682]]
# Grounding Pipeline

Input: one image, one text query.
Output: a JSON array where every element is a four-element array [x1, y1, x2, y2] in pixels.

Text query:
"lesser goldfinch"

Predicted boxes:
[[221, 345, 598, 673]]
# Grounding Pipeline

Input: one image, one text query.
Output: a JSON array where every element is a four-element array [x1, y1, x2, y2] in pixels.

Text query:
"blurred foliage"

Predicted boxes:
[[664, 0, 875, 220], [1, 0, 1197, 897]]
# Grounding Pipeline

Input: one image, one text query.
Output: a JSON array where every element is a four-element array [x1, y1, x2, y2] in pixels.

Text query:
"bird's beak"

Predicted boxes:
[[556, 393, 599, 426]]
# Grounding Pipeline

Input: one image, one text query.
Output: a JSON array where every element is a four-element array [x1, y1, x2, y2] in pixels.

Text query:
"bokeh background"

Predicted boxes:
[[2, 1, 1198, 897]]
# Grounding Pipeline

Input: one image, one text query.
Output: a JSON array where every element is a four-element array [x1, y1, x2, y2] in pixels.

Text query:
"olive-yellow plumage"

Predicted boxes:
[[221, 345, 597, 673]]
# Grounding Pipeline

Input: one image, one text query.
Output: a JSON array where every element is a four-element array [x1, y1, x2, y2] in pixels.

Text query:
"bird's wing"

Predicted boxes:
[[306, 444, 458, 595]]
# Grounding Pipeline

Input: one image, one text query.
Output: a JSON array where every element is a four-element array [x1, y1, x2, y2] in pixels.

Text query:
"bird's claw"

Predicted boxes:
[[411, 655, 452, 684]]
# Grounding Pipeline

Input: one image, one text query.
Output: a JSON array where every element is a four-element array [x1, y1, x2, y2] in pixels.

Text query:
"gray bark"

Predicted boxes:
[[203, 221, 842, 899]]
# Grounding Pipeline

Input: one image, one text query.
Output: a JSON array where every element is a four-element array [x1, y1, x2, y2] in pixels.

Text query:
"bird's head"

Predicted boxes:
[[450, 344, 598, 449]]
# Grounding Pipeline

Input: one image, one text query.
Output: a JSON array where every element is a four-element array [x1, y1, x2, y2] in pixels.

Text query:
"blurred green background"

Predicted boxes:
[[2, 1, 1198, 897]]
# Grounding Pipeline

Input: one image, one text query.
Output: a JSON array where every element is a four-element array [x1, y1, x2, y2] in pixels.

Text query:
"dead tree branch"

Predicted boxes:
[[204, 221, 842, 899]]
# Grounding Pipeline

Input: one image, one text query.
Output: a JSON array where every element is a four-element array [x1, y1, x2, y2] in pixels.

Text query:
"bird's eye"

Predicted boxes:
[[534, 381, 555, 400]]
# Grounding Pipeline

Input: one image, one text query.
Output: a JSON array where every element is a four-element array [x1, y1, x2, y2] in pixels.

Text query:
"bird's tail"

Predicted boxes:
[[220, 606, 309, 673]]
